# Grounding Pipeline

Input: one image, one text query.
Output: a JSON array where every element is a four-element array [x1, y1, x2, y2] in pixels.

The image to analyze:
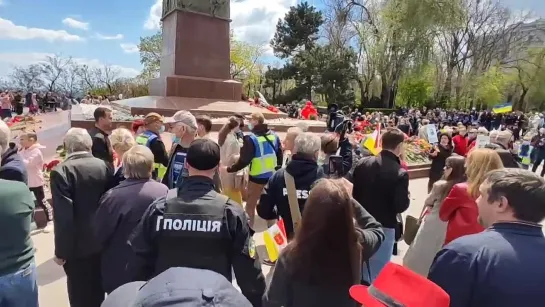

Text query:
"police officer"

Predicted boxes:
[[135, 112, 169, 180], [227, 112, 282, 228], [128, 138, 265, 307]]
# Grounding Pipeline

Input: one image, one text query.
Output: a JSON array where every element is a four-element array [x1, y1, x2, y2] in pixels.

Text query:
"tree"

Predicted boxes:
[[3, 54, 148, 99], [506, 48, 545, 110], [230, 34, 264, 80], [138, 31, 162, 79], [95, 65, 121, 95], [9, 64, 45, 92], [40, 55, 73, 92], [271, 2, 324, 100], [263, 66, 285, 103], [58, 63, 82, 97], [473, 66, 507, 109], [397, 65, 435, 107], [302, 44, 358, 105], [76, 64, 100, 92], [271, 1, 324, 58], [437, 0, 528, 105]]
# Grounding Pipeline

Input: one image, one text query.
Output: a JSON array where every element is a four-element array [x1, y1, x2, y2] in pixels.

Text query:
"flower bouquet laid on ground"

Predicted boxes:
[[405, 137, 432, 165]]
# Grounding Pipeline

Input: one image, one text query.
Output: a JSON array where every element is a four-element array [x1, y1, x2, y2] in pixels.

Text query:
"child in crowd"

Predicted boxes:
[[19, 132, 53, 231], [518, 136, 533, 170]]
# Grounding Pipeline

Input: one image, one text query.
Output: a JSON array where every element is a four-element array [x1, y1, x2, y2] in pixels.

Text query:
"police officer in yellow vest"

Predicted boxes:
[[135, 113, 169, 180], [227, 112, 283, 228]]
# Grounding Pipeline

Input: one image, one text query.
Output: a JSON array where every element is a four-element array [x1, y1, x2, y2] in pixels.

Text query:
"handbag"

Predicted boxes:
[[403, 206, 428, 245], [284, 171, 302, 234]]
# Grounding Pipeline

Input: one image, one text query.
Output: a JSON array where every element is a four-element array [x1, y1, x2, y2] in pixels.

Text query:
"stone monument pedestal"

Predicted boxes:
[[114, 3, 286, 119], [149, 10, 242, 101]]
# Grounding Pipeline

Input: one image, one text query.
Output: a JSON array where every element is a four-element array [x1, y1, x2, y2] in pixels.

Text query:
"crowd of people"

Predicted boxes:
[[0, 90, 67, 118], [0, 103, 545, 307], [0, 89, 123, 120]]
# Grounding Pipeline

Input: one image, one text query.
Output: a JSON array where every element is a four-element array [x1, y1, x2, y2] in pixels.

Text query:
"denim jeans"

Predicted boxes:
[[363, 227, 395, 283], [0, 262, 38, 307]]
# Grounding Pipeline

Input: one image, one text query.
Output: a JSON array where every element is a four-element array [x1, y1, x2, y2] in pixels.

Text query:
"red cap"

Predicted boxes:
[[349, 262, 449, 307]]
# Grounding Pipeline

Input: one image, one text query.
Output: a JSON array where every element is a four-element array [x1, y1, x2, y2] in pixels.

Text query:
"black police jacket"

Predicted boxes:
[[127, 176, 265, 307]]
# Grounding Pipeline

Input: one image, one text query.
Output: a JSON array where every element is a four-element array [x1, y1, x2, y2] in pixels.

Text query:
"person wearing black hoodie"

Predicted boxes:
[[257, 132, 384, 248]]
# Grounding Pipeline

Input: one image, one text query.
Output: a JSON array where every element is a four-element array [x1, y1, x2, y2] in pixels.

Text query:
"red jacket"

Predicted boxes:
[[439, 183, 484, 245], [466, 138, 476, 155], [452, 135, 469, 156]]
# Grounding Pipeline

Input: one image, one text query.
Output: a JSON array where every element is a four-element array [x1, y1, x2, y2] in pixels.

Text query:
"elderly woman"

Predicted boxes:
[[109, 128, 136, 187], [50, 128, 112, 307], [93, 145, 168, 293]]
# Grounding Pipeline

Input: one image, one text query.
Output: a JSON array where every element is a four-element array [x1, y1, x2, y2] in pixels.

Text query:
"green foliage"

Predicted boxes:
[[268, 3, 357, 106], [230, 32, 264, 81], [270, 2, 323, 58], [307, 45, 358, 105], [267, 2, 325, 102], [263, 66, 285, 103], [507, 48, 545, 110], [397, 65, 435, 107], [138, 32, 162, 78], [474, 66, 507, 107]]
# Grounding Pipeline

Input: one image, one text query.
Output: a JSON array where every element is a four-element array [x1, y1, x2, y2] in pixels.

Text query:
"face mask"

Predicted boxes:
[[159, 125, 165, 134], [247, 123, 253, 130], [172, 136, 181, 144]]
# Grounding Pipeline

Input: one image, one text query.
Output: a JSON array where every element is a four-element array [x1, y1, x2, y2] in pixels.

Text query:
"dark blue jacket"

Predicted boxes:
[[428, 222, 545, 307], [93, 178, 168, 293], [0, 147, 28, 184]]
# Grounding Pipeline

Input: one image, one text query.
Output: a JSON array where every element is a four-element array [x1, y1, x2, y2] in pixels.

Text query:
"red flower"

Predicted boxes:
[[44, 159, 61, 171]]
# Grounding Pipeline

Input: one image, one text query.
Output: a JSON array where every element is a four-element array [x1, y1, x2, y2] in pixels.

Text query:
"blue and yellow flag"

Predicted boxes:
[[492, 102, 513, 114]]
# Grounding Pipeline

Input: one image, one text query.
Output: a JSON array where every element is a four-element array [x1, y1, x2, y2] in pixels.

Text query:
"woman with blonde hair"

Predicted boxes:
[[109, 128, 136, 186], [218, 116, 245, 205], [439, 148, 503, 245]]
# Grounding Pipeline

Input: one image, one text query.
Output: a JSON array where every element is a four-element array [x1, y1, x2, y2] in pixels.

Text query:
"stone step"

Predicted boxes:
[[408, 167, 430, 179]]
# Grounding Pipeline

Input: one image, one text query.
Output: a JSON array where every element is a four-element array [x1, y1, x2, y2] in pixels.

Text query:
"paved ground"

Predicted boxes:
[[33, 177, 430, 307]]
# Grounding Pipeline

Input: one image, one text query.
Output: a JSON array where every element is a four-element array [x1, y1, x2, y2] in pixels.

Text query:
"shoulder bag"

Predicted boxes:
[[284, 171, 302, 235]]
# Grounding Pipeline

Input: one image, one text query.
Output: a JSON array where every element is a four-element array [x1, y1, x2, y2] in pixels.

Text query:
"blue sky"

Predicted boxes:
[[0, 0, 543, 79]]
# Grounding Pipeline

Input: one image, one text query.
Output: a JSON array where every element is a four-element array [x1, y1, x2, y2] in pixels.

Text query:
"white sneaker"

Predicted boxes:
[[43, 222, 54, 233]]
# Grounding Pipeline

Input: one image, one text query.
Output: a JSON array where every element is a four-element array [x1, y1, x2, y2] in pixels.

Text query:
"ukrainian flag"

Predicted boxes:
[[492, 102, 513, 114]]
